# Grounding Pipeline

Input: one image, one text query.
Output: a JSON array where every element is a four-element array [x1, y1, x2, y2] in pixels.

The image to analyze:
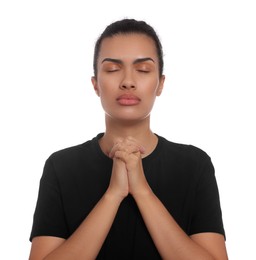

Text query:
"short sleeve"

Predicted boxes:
[[189, 156, 225, 238], [30, 157, 69, 241]]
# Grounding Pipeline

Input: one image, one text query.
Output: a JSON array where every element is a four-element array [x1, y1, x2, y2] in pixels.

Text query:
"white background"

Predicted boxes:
[[0, 0, 255, 259]]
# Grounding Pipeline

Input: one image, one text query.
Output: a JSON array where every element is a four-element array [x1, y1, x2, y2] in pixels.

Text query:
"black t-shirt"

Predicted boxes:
[[30, 133, 225, 259]]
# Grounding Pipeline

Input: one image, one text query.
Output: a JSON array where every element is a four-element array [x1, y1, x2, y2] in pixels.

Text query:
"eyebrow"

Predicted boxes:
[[101, 57, 155, 64]]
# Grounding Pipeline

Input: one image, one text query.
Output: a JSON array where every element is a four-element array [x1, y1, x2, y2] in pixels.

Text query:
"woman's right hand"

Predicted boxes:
[[106, 157, 129, 201]]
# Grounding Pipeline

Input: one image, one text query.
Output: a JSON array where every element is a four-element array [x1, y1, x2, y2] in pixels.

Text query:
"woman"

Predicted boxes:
[[29, 19, 228, 259]]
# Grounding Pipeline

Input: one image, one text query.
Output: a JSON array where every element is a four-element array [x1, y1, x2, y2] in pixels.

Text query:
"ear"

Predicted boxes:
[[156, 75, 165, 96], [91, 76, 100, 96]]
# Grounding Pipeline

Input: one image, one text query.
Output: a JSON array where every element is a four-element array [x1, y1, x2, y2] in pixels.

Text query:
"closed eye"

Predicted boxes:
[[105, 66, 121, 72], [107, 69, 120, 72], [102, 61, 121, 73], [137, 69, 150, 73], [135, 63, 152, 73]]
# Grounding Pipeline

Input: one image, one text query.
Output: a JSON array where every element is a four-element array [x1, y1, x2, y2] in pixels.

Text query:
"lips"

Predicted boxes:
[[116, 94, 141, 106]]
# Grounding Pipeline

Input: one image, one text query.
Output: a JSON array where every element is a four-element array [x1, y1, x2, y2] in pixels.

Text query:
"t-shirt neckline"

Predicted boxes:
[[93, 133, 163, 163]]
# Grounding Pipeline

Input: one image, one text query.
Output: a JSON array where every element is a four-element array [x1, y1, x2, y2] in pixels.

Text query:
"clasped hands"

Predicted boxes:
[[107, 136, 151, 200]]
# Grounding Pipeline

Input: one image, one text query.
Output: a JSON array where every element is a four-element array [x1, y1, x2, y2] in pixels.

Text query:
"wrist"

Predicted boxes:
[[104, 189, 126, 204], [131, 185, 154, 201]]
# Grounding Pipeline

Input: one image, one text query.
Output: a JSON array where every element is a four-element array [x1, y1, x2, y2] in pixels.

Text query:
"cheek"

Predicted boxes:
[[96, 80, 115, 105], [97, 75, 118, 91], [143, 78, 161, 95]]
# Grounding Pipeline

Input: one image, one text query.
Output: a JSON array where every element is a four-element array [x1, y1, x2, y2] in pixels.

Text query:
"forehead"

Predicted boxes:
[[98, 33, 158, 62]]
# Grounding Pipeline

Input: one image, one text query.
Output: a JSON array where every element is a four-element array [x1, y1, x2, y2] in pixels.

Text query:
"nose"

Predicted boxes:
[[119, 70, 136, 90]]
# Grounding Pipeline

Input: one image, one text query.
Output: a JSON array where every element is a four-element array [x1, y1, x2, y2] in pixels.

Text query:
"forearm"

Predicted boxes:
[[44, 192, 122, 260], [133, 190, 215, 260]]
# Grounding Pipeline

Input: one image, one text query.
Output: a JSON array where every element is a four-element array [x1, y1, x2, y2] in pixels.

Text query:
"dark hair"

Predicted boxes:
[[93, 19, 164, 78]]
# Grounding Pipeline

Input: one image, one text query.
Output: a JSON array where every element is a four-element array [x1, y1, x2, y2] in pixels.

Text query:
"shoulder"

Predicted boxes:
[[46, 133, 102, 167], [158, 135, 211, 163], [39, 134, 103, 183], [157, 136, 217, 190], [157, 135, 214, 179]]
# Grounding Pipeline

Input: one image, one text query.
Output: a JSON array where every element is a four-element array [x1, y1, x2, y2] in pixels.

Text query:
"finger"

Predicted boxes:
[[109, 138, 146, 157], [139, 146, 146, 154], [125, 137, 146, 154], [109, 142, 124, 158], [111, 143, 143, 158], [114, 150, 130, 163]]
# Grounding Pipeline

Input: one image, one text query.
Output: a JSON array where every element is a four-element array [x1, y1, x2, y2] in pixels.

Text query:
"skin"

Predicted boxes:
[[29, 33, 228, 259]]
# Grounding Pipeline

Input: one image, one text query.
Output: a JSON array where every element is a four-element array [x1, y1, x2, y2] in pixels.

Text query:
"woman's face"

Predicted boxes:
[[92, 33, 165, 123]]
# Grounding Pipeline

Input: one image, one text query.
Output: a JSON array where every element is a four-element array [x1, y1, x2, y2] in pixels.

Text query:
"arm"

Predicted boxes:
[[133, 189, 228, 260], [29, 193, 121, 260], [29, 158, 128, 260], [112, 137, 228, 260]]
